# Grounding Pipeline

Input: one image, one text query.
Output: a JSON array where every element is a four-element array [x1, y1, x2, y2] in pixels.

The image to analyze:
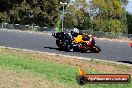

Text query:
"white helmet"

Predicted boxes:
[[73, 28, 79, 33]]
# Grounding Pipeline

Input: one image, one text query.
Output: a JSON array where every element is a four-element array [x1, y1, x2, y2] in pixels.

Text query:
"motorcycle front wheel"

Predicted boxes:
[[91, 45, 101, 53]]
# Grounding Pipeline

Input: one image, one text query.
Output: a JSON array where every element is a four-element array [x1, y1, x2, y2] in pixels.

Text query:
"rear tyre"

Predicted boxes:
[[94, 45, 101, 53]]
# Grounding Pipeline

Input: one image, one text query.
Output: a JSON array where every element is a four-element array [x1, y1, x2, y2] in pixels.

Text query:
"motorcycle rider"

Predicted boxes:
[[70, 28, 93, 46], [66, 28, 80, 51], [66, 28, 94, 51], [67, 28, 79, 39]]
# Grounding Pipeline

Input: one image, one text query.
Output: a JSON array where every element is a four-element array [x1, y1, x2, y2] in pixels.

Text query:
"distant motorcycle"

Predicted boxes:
[[52, 32, 101, 53], [130, 42, 132, 48]]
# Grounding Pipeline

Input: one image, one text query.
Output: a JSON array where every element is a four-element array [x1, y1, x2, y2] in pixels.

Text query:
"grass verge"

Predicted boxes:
[[0, 48, 131, 88]]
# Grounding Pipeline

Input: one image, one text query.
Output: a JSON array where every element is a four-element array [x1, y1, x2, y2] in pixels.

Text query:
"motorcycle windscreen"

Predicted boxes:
[[82, 35, 90, 41]]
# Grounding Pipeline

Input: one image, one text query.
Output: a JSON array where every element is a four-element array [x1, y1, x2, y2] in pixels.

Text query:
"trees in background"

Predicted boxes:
[[0, 0, 68, 27], [90, 0, 128, 33], [64, 0, 90, 30], [64, 0, 128, 33], [0, 0, 130, 34], [126, 12, 132, 34]]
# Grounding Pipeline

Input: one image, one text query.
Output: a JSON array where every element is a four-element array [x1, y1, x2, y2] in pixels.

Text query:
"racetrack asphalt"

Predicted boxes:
[[0, 29, 132, 64]]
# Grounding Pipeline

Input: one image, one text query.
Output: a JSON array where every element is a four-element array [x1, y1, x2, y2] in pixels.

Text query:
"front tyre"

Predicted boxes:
[[91, 45, 101, 53], [95, 45, 101, 53]]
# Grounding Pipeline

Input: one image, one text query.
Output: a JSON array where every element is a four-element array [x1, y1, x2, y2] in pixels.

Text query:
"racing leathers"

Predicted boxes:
[[73, 34, 93, 46]]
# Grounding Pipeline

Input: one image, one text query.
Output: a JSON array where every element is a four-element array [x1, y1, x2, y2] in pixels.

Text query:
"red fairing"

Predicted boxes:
[[130, 42, 132, 46], [87, 41, 92, 45]]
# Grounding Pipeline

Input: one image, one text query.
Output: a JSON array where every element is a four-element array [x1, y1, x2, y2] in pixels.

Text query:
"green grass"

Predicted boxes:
[[0, 53, 131, 88], [89, 59, 132, 70]]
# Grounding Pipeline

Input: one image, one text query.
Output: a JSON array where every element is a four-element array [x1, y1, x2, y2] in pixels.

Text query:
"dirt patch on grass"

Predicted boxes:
[[0, 68, 67, 88], [0, 48, 132, 75], [91, 63, 132, 74]]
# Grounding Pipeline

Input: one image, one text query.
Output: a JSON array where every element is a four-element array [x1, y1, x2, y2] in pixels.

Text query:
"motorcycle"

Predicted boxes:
[[52, 32, 101, 53], [130, 42, 132, 48]]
